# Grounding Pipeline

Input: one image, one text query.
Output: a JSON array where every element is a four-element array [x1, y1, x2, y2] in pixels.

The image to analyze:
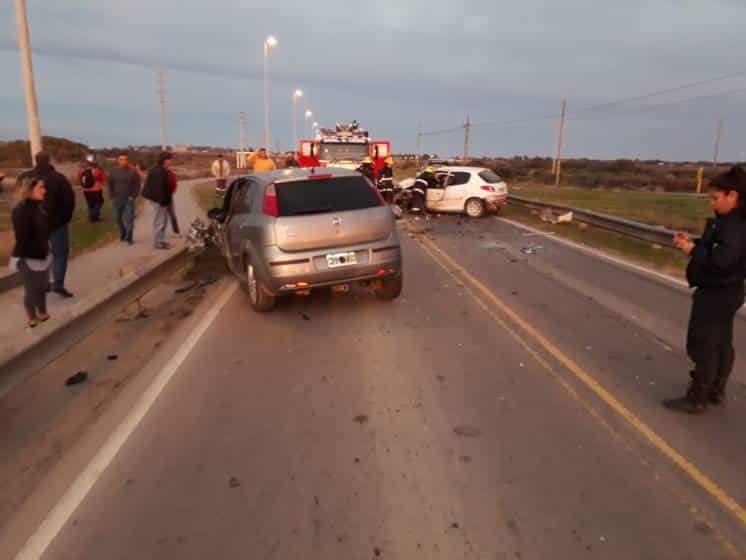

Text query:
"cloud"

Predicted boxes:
[[2, 0, 746, 159]]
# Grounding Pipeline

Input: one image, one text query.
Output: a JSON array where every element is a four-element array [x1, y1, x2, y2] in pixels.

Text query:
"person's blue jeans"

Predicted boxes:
[[151, 202, 168, 247], [113, 198, 135, 242], [49, 225, 70, 291]]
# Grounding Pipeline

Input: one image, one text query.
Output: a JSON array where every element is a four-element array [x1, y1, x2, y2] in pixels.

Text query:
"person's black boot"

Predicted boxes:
[[663, 396, 707, 414], [664, 383, 708, 415], [709, 377, 728, 406]]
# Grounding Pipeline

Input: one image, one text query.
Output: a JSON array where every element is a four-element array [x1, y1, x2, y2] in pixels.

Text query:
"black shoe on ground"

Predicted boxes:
[[663, 396, 707, 415], [709, 389, 726, 406], [53, 288, 74, 299], [155, 243, 171, 250]]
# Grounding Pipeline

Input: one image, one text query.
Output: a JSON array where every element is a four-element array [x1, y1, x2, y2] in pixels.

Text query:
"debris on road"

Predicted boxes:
[[174, 273, 218, 294], [228, 476, 241, 488], [454, 426, 481, 438], [539, 208, 573, 225], [480, 241, 508, 251], [520, 244, 543, 255], [107, 354, 118, 361], [301, 313, 311, 321], [353, 414, 369, 425], [65, 371, 88, 386]]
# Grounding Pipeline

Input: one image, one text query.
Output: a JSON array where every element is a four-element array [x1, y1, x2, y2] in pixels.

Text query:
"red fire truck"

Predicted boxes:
[[297, 121, 391, 179]]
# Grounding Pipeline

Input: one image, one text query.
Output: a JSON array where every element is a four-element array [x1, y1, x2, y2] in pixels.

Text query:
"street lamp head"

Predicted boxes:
[[293, 89, 303, 99], [305, 110, 313, 118], [312, 122, 318, 127], [265, 35, 278, 48]]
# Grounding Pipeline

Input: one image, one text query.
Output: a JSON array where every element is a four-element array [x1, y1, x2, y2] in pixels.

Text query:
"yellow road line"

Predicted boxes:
[[418, 235, 746, 530]]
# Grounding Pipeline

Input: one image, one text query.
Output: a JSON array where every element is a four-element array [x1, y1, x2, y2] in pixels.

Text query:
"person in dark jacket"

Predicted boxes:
[[141, 152, 174, 250], [357, 156, 376, 183], [12, 177, 51, 328], [664, 166, 746, 414], [17, 152, 75, 298], [108, 154, 141, 245], [377, 157, 395, 204]]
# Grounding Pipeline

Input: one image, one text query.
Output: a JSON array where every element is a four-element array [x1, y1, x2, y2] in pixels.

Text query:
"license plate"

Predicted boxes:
[[326, 252, 357, 268]]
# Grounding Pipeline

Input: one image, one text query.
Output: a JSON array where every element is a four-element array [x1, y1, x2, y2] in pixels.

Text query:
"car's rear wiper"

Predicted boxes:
[[289, 207, 334, 216]]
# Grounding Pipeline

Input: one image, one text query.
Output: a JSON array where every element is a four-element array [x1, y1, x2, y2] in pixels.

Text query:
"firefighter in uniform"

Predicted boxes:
[[357, 156, 376, 183], [410, 166, 437, 215], [664, 166, 746, 414], [377, 157, 395, 204]]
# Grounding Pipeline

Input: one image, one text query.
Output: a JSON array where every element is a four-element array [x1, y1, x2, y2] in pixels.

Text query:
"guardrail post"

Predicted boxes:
[[696, 166, 704, 194]]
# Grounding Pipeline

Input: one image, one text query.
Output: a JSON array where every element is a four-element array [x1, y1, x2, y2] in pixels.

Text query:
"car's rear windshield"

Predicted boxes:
[[275, 176, 382, 216], [478, 170, 503, 183]]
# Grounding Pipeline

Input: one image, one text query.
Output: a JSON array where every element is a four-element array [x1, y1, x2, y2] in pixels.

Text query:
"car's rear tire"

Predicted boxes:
[[465, 198, 485, 218], [246, 260, 276, 312], [376, 272, 403, 301]]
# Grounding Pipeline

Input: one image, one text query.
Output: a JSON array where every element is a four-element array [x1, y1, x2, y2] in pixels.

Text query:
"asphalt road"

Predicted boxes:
[[39, 216, 746, 559]]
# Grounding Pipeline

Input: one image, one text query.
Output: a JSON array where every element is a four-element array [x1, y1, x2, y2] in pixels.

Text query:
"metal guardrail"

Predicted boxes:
[[507, 195, 681, 249]]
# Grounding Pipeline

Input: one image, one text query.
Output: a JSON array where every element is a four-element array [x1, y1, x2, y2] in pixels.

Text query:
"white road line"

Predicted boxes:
[[497, 216, 690, 289], [15, 282, 238, 560]]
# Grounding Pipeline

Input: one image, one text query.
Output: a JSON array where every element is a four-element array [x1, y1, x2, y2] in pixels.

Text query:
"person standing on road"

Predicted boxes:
[[78, 155, 106, 222], [11, 177, 50, 328], [211, 154, 231, 198], [17, 152, 75, 298], [142, 152, 174, 250], [248, 148, 277, 172], [107, 154, 141, 245], [665, 166, 746, 414], [377, 157, 395, 203], [166, 167, 181, 237], [411, 166, 437, 215], [357, 156, 376, 184]]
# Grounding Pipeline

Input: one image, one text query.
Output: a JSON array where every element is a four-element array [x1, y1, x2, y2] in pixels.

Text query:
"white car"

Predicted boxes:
[[408, 166, 508, 218]]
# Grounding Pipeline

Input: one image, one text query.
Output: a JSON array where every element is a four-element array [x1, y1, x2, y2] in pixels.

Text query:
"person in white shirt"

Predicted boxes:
[[211, 154, 231, 198]]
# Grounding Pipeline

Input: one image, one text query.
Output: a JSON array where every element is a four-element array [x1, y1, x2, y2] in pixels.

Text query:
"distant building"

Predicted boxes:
[[173, 144, 189, 154]]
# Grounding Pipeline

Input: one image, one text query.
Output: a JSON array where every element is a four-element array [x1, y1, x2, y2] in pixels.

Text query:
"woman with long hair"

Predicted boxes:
[[11, 177, 51, 328]]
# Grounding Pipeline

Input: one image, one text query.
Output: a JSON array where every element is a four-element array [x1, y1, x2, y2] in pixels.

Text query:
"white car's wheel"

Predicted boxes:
[[465, 198, 486, 218]]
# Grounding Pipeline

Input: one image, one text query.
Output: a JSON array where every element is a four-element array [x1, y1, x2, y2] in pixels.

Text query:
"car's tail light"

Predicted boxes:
[[480, 185, 496, 192], [307, 173, 333, 180], [263, 183, 279, 217]]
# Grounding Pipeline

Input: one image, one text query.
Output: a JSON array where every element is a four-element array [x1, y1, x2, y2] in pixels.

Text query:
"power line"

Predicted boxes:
[[420, 69, 746, 137]]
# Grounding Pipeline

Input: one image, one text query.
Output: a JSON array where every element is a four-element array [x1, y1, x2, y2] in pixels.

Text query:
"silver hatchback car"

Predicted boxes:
[[209, 168, 403, 312]]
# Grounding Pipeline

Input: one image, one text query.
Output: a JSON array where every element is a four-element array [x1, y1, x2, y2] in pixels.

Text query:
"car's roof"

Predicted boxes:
[[435, 166, 489, 173], [241, 167, 359, 184]]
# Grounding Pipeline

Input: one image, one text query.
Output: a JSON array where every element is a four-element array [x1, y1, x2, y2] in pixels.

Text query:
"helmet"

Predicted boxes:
[[385, 157, 393, 165], [424, 166, 434, 173], [362, 156, 373, 164]]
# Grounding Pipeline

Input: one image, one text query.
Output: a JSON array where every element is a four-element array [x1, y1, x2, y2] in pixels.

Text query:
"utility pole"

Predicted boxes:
[[463, 115, 471, 162], [239, 112, 246, 153], [416, 123, 422, 167], [157, 67, 167, 151], [553, 98, 567, 186], [15, 0, 43, 162], [713, 118, 723, 167]]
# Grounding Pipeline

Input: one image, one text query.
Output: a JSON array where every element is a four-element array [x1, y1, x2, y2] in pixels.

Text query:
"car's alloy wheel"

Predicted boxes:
[[465, 198, 485, 218]]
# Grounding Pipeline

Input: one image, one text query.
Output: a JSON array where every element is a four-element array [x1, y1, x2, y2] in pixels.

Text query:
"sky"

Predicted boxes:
[[1, 0, 746, 161]]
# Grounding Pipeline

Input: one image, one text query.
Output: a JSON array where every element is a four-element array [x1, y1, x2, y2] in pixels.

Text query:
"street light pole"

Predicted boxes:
[[304, 109, 313, 138], [263, 35, 277, 151], [292, 89, 303, 151], [14, 0, 43, 162]]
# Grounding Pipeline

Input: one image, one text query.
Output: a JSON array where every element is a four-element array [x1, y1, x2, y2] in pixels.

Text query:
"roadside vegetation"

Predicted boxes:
[[502, 204, 689, 277], [509, 184, 711, 234], [1, 182, 124, 266], [192, 181, 218, 213]]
